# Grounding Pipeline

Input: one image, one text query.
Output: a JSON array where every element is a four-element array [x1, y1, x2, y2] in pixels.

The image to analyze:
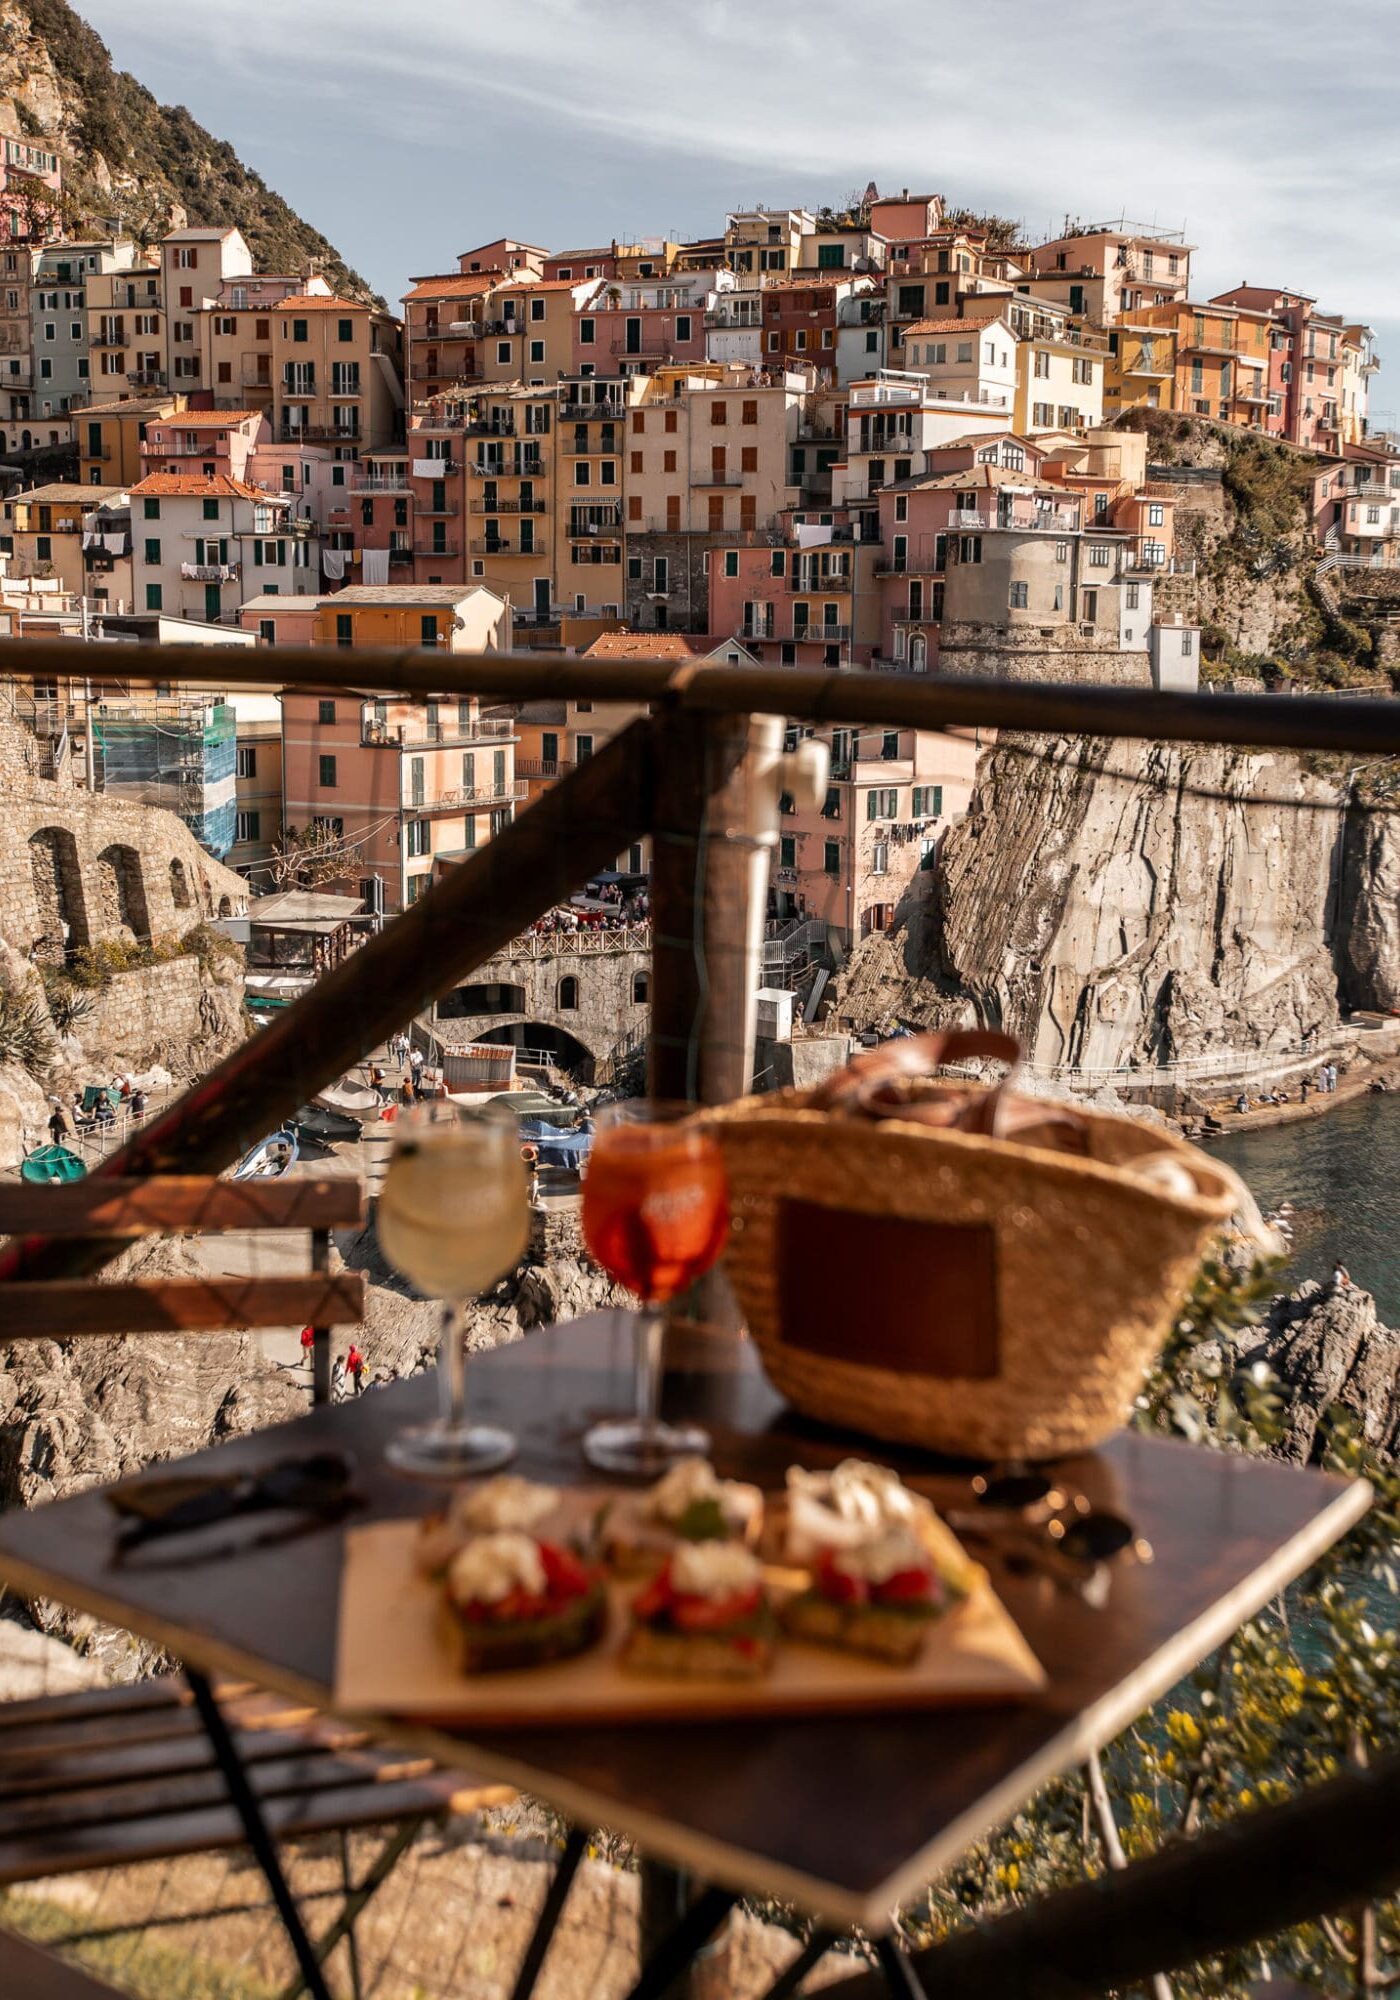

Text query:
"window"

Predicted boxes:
[[579, 317, 595, 345], [235, 810, 261, 843], [956, 341, 972, 363], [1034, 350, 1050, 378], [1055, 540, 1068, 563], [529, 296, 545, 322], [202, 497, 219, 521], [143, 536, 161, 565], [558, 975, 579, 1010], [882, 730, 900, 760], [319, 754, 337, 788], [780, 835, 796, 869], [711, 401, 727, 425], [497, 341, 511, 364], [664, 409, 677, 433], [822, 785, 841, 820], [237, 745, 257, 778], [1148, 502, 1165, 527], [1126, 583, 1140, 611], [912, 785, 943, 818], [865, 788, 899, 821], [871, 842, 889, 876], [291, 317, 308, 344], [723, 550, 739, 577], [1088, 543, 1112, 568], [143, 582, 162, 610], [632, 971, 649, 1003], [575, 733, 594, 762], [529, 338, 544, 363], [406, 819, 431, 858], [259, 619, 276, 644], [1182, 629, 1195, 656], [824, 839, 841, 876], [1032, 401, 1053, 427], [1009, 580, 1029, 608]]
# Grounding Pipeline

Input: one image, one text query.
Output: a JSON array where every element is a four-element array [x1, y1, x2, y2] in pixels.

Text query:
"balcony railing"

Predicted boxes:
[[408, 779, 530, 812], [476, 538, 547, 558], [180, 562, 240, 583], [350, 476, 411, 493], [417, 499, 460, 517], [469, 455, 544, 479], [412, 541, 460, 560], [690, 472, 744, 487], [792, 622, 851, 642], [368, 715, 515, 748], [469, 497, 548, 514], [556, 399, 628, 420], [128, 369, 168, 388], [412, 458, 458, 479], [561, 435, 621, 455], [787, 573, 852, 592], [515, 756, 576, 779]]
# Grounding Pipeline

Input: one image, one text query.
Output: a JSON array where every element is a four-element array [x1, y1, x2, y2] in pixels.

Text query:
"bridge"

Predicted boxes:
[[434, 921, 652, 1078]]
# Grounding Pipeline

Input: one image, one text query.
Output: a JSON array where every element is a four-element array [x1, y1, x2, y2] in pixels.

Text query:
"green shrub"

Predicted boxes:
[[0, 986, 58, 1076]]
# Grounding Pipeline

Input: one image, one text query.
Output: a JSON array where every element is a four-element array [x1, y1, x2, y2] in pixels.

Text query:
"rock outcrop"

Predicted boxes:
[[1236, 1279, 1400, 1463], [835, 734, 1358, 1071], [1339, 801, 1400, 1014]]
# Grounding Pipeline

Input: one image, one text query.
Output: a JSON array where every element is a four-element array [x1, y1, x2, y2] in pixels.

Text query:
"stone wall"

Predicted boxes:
[[436, 938, 652, 1074], [0, 707, 247, 965], [623, 531, 725, 634], [75, 955, 247, 1075], [936, 623, 1153, 686]]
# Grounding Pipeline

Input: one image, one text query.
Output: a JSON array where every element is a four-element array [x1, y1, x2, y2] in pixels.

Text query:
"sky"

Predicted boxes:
[[74, 0, 1399, 422]]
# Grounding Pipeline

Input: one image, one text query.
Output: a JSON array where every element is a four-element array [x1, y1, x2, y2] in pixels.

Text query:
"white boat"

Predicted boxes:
[[233, 1128, 299, 1180], [313, 1080, 381, 1118]]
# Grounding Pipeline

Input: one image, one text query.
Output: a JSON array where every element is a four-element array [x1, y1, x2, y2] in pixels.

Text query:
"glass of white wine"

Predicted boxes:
[[378, 1099, 529, 1478]]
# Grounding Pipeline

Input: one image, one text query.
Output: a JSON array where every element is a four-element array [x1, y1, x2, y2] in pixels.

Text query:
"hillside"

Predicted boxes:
[[0, 0, 379, 302]]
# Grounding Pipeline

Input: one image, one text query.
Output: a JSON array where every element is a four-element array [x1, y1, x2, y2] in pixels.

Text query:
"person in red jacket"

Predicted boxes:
[[299, 1325, 315, 1373], [346, 1342, 365, 1395]]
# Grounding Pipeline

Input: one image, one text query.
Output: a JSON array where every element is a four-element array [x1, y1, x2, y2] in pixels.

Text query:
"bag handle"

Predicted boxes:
[[812, 1030, 1020, 1136]]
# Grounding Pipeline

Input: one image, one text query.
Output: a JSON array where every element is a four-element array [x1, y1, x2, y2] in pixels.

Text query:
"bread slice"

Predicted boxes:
[[779, 1590, 940, 1665], [621, 1615, 775, 1680], [445, 1582, 607, 1674]]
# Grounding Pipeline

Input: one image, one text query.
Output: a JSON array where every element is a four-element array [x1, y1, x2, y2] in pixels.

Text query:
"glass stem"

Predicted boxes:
[[438, 1298, 467, 1433], [634, 1303, 665, 1434]]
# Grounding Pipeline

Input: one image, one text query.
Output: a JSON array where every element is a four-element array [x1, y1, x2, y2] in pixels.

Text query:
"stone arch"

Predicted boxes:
[[169, 857, 192, 911], [96, 843, 151, 940], [28, 826, 88, 960], [632, 970, 649, 1003], [475, 1020, 595, 1077], [557, 974, 579, 1011]]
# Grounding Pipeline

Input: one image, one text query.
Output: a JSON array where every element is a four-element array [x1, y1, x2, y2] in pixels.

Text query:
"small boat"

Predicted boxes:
[[313, 1080, 381, 1118], [21, 1144, 87, 1185], [295, 1105, 362, 1145], [233, 1128, 299, 1181]]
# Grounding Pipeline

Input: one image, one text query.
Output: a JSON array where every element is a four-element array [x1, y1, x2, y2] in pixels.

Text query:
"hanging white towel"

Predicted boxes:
[[362, 547, 391, 586], [321, 548, 346, 581]]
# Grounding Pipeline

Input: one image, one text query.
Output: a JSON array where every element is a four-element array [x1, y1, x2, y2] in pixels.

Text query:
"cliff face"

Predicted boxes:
[[1238, 1279, 1400, 1464], [0, 1, 376, 300], [835, 734, 1375, 1071]]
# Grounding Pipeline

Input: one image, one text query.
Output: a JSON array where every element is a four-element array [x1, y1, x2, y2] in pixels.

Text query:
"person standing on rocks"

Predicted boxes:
[[300, 1325, 315, 1373], [347, 1342, 365, 1395]]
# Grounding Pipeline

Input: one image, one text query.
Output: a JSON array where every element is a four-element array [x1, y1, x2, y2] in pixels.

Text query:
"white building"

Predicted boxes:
[[130, 472, 318, 625], [899, 312, 1018, 416]]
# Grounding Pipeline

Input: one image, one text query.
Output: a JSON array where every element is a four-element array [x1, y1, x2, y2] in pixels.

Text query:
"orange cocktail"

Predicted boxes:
[[580, 1102, 730, 1475]]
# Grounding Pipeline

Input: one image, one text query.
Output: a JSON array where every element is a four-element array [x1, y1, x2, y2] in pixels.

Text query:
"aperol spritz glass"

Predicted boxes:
[[580, 1100, 729, 1475]]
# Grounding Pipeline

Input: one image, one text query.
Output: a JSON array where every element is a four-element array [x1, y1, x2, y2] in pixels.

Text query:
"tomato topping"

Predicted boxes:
[[632, 1570, 674, 1623], [488, 1588, 552, 1623], [671, 1586, 762, 1632], [817, 1550, 870, 1605], [872, 1566, 937, 1606], [538, 1541, 591, 1600]]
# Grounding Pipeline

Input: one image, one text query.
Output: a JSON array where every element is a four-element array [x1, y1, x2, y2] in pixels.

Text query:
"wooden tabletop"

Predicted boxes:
[[0, 1313, 1370, 1931]]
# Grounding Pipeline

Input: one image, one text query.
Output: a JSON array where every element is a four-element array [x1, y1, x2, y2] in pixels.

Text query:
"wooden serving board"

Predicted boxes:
[[334, 1520, 1046, 1728]]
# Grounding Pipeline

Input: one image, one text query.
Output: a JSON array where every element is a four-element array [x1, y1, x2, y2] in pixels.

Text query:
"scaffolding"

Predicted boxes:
[[88, 698, 237, 857]]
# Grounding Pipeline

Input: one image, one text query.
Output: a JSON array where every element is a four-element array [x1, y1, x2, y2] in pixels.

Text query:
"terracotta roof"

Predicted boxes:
[[502, 278, 594, 294], [129, 472, 284, 502], [11, 482, 126, 506], [546, 249, 613, 263], [902, 316, 1004, 336], [280, 295, 372, 312], [148, 411, 262, 429], [402, 273, 501, 303], [582, 631, 698, 661]]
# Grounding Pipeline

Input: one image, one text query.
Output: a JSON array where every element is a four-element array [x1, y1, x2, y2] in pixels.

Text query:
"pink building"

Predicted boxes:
[[542, 246, 620, 282], [238, 593, 323, 646], [706, 536, 858, 668], [142, 409, 270, 483], [770, 722, 980, 945], [1, 136, 62, 241], [573, 290, 708, 375]]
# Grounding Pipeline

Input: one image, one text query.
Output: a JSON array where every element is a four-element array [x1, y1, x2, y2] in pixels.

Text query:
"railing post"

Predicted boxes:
[[647, 709, 764, 1108]]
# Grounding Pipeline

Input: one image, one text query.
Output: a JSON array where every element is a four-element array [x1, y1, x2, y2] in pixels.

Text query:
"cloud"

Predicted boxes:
[[75, 0, 1400, 352]]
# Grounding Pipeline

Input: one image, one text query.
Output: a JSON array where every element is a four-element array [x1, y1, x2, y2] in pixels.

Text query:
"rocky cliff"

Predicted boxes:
[[0, 0, 376, 300], [1236, 1278, 1400, 1463], [834, 734, 1370, 1071]]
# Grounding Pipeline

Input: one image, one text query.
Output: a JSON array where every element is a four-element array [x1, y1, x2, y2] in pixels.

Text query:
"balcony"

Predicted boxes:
[[516, 756, 576, 780], [408, 778, 531, 814], [557, 399, 628, 421], [787, 572, 851, 592], [90, 332, 124, 348], [792, 622, 851, 643], [468, 496, 548, 514], [412, 541, 460, 560], [469, 455, 544, 480], [561, 435, 622, 456], [128, 369, 168, 388], [456, 416, 517, 437], [180, 562, 240, 583], [417, 498, 460, 517], [691, 472, 744, 487], [371, 714, 516, 749], [411, 458, 458, 479], [280, 424, 361, 445], [569, 508, 623, 536], [737, 621, 775, 642], [445, 320, 483, 337], [388, 544, 415, 564], [350, 475, 411, 493]]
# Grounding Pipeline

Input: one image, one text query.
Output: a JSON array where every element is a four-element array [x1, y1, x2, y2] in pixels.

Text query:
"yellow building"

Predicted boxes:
[[4, 481, 128, 598], [73, 392, 186, 486], [477, 280, 593, 387], [87, 261, 166, 396], [270, 295, 404, 455], [449, 383, 558, 621], [1339, 325, 1379, 446], [1104, 322, 1179, 415]]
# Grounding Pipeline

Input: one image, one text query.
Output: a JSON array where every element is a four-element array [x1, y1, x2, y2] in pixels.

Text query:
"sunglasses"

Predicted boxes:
[[949, 1466, 1153, 1589], [107, 1452, 360, 1552]]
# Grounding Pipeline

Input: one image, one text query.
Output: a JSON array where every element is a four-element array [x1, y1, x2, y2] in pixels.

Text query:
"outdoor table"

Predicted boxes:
[[0, 1313, 1370, 2000]]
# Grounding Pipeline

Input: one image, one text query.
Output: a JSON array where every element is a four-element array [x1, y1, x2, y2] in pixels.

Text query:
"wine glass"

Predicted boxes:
[[579, 1101, 730, 1476], [378, 1099, 529, 1478]]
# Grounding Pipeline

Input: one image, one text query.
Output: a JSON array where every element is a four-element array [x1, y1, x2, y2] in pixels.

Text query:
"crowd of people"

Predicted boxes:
[[1233, 1061, 1344, 1116], [47, 1076, 152, 1147], [526, 889, 650, 936]]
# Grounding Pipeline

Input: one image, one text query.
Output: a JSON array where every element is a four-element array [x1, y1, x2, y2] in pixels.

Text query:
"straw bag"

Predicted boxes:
[[701, 1032, 1248, 1461]]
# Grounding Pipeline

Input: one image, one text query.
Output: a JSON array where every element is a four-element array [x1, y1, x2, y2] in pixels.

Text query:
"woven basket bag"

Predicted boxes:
[[700, 1032, 1247, 1461]]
